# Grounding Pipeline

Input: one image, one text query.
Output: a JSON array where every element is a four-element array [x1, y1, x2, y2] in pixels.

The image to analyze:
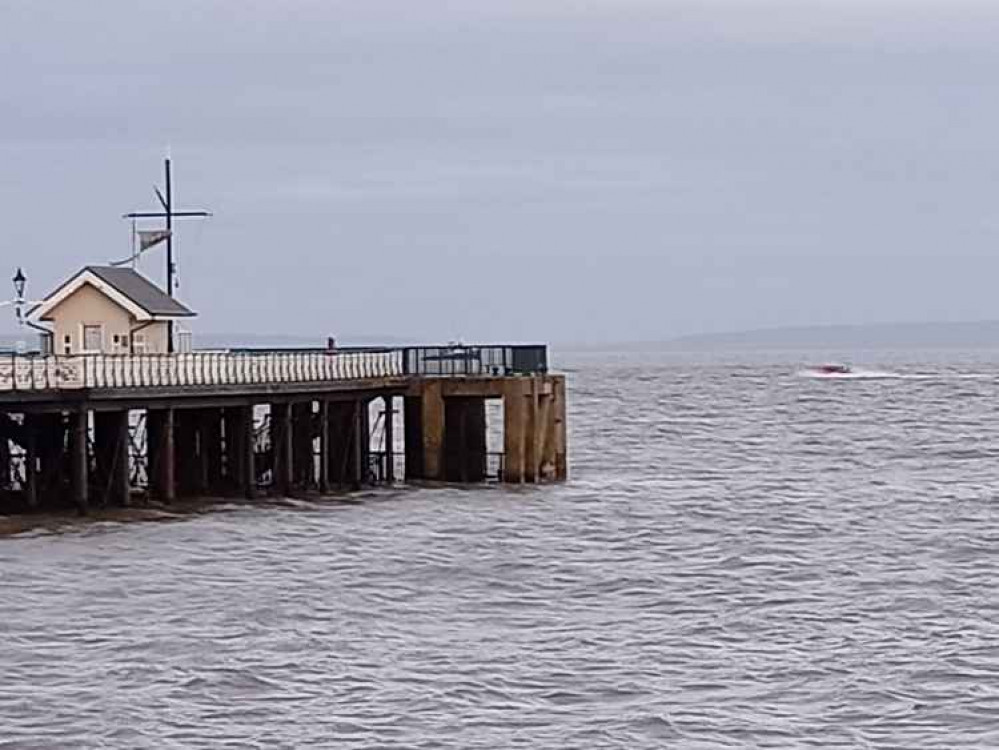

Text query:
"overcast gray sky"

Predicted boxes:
[[2, 0, 998, 344]]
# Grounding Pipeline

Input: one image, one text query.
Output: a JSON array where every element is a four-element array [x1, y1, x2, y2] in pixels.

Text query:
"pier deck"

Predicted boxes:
[[0, 345, 566, 513]]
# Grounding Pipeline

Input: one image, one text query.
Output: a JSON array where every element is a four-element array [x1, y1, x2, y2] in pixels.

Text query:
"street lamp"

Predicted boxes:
[[3, 268, 42, 327], [12, 267, 25, 301]]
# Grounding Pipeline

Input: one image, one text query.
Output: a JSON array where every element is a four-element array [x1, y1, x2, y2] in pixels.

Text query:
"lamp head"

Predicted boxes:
[[12, 267, 26, 300]]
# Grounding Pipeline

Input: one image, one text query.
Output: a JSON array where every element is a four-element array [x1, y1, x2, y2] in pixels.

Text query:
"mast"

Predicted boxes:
[[124, 157, 211, 353], [165, 158, 174, 297]]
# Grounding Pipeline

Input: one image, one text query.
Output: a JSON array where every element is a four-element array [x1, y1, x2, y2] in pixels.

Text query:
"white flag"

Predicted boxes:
[[138, 229, 171, 251]]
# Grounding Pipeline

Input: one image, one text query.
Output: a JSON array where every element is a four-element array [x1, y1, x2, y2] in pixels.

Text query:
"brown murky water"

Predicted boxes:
[[3, 349, 999, 748]]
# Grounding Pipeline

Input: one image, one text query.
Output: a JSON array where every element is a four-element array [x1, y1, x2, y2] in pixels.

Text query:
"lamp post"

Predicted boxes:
[[7, 268, 42, 328], [12, 268, 26, 326], [12, 268, 25, 302]]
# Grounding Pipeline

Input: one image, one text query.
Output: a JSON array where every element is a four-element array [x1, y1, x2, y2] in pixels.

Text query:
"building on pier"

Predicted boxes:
[[30, 266, 196, 356]]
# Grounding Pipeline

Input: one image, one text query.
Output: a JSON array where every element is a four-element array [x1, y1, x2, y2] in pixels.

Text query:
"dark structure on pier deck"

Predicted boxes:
[[0, 344, 567, 514]]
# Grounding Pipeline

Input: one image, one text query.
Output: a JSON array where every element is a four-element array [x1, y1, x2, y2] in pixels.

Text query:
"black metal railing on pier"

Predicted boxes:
[[401, 345, 547, 377], [0, 344, 549, 393]]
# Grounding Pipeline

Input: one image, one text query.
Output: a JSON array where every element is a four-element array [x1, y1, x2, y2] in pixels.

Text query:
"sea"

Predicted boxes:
[[2, 347, 999, 749]]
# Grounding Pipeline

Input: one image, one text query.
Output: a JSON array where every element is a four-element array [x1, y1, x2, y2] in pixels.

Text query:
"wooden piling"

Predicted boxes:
[[148, 408, 176, 502], [24, 415, 37, 509], [351, 399, 365, 490], [271, 402, 293, 496], [196, 409, 219, 496], [94, 410, 131, 506], [404, 395, 423, 480], [292, 401, 315, 490], [524, 381, 539, 483], [114, 410, 131, 505], [553, 375, 568, 480], [71, 408, 89, 512], [325, 400, 361, 488], [0, 429, 9, 492], [239, 405, 257, 499], [383, 395, 395, 483], [162, 408, 176, 503], [318, 399, 330, 493]]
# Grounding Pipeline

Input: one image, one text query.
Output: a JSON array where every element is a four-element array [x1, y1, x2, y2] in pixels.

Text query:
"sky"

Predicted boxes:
[[2, 0, 999, 344]]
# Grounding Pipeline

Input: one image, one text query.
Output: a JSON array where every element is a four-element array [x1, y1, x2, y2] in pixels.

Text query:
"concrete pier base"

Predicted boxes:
[[405, 375, 566, 484], [502, 376, 567, 483], [404, 382, 444, 481]]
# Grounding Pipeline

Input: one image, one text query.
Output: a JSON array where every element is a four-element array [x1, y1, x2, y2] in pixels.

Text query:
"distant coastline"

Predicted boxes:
[[560, 321, 999, 351]]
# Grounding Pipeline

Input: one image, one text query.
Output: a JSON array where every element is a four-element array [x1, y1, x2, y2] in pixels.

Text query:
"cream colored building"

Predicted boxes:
[[31, 266, 195, 355]]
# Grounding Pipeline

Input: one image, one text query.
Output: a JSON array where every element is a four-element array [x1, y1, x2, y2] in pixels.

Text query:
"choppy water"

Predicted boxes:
[[4, 348, 999, 748]]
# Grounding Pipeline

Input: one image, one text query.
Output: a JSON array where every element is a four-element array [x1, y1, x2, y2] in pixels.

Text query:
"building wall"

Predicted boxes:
[[42, 283, 171, 355], [138, 322, 170, 354]]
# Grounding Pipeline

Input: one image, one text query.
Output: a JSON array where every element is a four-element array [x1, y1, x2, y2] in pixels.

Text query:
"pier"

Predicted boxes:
[[0, 162, 567, 515], [0, 344, 566, 513]]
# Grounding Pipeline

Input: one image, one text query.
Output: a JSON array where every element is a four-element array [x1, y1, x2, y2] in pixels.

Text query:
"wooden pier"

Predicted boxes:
[[0, 345, 567, 514]]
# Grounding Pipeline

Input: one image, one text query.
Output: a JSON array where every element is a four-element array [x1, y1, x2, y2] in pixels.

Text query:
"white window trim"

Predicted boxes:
[[80, 322, 105, 354]]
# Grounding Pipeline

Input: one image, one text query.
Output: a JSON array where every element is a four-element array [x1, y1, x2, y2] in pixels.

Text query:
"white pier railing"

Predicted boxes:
[[0, 349, 405, 392]]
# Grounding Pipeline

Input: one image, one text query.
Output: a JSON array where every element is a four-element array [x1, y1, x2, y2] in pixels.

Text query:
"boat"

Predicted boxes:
[[812, 364, 852, 375]]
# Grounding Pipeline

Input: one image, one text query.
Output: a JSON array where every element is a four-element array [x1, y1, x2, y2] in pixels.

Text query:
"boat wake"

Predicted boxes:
[[797, 369, 992, 381], [798, 368, 901, 380]]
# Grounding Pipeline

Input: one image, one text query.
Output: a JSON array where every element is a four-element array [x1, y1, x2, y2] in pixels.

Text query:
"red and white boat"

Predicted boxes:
[[811, 364, 852, 375]]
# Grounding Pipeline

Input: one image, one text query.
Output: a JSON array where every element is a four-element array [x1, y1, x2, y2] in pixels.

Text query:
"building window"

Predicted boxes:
[[133, 333, 146, 353], [82, 324, 103, 352]]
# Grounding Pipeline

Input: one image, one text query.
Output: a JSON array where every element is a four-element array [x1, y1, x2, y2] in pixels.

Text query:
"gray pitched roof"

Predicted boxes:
[[84, 266, 195, 317]]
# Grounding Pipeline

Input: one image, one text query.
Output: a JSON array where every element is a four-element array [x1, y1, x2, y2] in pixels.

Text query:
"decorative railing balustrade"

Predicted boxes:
[[0, 344, 548, 393]]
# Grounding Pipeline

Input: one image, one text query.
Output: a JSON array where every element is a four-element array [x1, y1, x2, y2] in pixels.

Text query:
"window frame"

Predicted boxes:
[[80, 323, 105, 354]]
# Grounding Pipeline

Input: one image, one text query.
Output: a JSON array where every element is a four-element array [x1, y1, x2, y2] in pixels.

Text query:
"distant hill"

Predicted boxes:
[[661, 321, 999, 350]]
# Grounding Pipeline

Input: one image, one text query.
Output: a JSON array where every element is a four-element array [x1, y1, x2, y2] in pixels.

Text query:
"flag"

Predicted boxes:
[[138, 229, 171, 251]]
